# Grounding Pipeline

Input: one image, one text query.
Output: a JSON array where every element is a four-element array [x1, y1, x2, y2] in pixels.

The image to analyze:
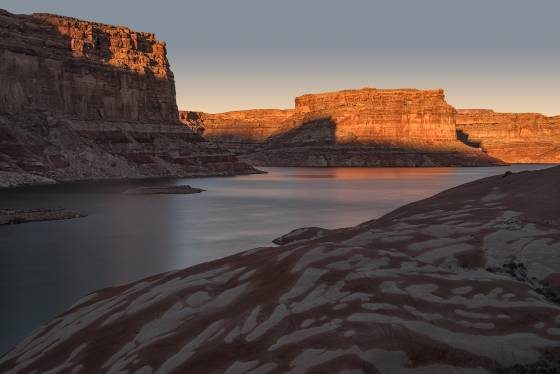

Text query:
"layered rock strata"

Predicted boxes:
[[180, 109, 296, 154], [2, 166, 560, 372], [181, 89, 503, 167], [0, 10, 257, 188], [457, 109, 560, 163]]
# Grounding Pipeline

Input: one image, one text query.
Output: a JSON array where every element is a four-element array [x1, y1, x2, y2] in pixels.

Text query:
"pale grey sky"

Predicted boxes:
[[2, 0, 559, 114]]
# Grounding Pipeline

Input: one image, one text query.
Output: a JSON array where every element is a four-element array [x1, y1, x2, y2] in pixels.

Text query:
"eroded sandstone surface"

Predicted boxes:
[[0, 9, 257, 188], [457, 109, 560, 163], [180, 89, 504, 167], [2, 166, 559, 373]]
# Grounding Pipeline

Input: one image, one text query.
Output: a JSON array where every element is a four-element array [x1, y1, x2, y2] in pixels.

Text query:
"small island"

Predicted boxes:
[[0, 209, 86, 225], [123, 185, 205, 195]]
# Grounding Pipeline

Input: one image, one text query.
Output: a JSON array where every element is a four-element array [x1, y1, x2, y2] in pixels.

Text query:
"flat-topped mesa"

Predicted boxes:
[[457, 109, 560, 163], [182, 88, 503, 166], [293, 88, 458, 144], [0, 9, 257, 187]]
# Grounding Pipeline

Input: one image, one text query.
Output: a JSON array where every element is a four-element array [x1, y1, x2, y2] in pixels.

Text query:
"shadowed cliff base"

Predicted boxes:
[[0, 9, 259, 188], [245, 116, 503, 167], [2, 165, 559, 372], [241, 144, 504, 167]]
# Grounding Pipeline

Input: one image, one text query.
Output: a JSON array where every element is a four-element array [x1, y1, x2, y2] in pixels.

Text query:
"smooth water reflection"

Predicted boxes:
[[0, 164, 552, 353]]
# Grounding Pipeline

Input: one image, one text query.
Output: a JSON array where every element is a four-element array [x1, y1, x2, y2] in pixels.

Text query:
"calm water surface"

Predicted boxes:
[[0, 165, 552, 353]]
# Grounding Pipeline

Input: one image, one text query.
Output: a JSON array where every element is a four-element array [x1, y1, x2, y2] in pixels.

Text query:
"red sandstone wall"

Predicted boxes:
[[0, 11, 178, 123], [293, 88, 457, 144], [456, 109, 560, 163], [0, 10, 256, 186], [182, 88, 458, 146], [180, 109, 296, 143]]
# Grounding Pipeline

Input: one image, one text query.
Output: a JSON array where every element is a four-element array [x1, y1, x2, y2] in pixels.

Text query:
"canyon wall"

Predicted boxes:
[[180, 109, 296, 154], [293, 88, 458, 143], [456, 109, 560, 163], [181, 88, 503, 167], [0, 9, 256, 187]]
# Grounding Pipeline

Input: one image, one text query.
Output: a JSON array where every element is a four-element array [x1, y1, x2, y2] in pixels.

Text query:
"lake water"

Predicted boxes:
[[0, 164, 552, 353]]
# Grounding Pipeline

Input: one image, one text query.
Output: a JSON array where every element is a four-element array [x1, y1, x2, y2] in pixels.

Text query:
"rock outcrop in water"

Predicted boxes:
[[180, 89, 504, 167], [456, 109, 560, 163], [0, 9, 257, 188], [2, 166, 560, 373], [123, 185, 204, 195], [0, 208, 85, 225]]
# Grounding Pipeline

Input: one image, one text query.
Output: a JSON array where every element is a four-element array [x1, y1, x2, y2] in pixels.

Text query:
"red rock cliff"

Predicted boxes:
[[0, 9, 257, 187], [179, 109, 296, 154], [181, 88, 502, 167], [294, 88, 457, 143], [457, 109, 560, 163], [0, 12, 177, 123]]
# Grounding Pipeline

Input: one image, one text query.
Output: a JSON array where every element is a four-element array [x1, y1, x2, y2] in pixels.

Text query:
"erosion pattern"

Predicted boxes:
[[457, 109, 560, 164], [180, 89, 503, 167], [0, 10, 256, 188], [2, 166, 560, 373]]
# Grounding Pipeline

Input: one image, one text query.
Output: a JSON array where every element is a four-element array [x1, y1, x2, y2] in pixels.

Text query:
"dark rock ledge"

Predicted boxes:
[[0, 209, 86, 225], [123, 185, 205, 195]]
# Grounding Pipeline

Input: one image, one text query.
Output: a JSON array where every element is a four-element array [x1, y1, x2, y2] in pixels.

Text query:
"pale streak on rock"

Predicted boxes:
[[246, 304, 289, 342], [158, 320, 224, 372], [347, 313, 553, 365], [268, 322, 340, 351], [280, 268, 327, 302]]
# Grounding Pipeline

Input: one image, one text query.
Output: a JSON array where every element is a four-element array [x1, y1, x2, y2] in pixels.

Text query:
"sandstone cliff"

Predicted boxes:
[[180, 109, 296, 154], [3, 166, 560, 372], [457, 109, 560, 163], [294, 88, 457, 143], [181, 89, 503, 167], [0, 9, 257, 187]]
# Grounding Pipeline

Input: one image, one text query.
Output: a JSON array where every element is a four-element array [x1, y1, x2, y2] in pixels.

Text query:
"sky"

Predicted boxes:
[[1, 0, 559, 115]]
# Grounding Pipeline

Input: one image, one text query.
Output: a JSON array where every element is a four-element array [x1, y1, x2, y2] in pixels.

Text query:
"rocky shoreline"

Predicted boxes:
[[241, 145, 503, 167], [0, 209, 86, 225], [2, 166, 559, 372]]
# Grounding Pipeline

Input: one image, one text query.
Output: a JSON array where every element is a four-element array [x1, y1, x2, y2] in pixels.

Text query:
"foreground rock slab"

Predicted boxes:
[[124, 185, 205, 195], [0, 209, 85, 225], [1, 167, 560, 373]]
